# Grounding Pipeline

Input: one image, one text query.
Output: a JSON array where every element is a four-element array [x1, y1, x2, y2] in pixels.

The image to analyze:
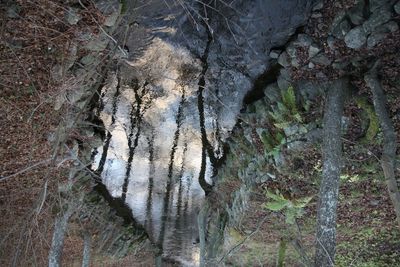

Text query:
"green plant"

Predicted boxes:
[[264, 190, 313, 224]]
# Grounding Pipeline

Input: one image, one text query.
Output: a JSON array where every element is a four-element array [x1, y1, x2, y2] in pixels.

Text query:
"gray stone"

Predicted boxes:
[[332, 19, 351, 39], [66, 7, 81, 25], [376, 21, 399, 33], [85, 33, 109, 51], [311, 54, 331, 66], [367, 32, 387, 48], [291, 58, 301, 68], [297, 80, 323, 100], [278, 51, 290, 67], [269, 50, 281, 59], [344, 26, 367, 49], [277, 69, 291, 91], [263, 83, 281, 103], [308, 44, 321, 58], [316, 72, 327, 80], [326, 36, 337, 50], [293, 34, 313, 47], [286, 44, 297, 58], [370, 0, 393, 12], [348, 0, 365, 25], [104, 9, 120, 27], [395, 1, 400, 14], [308, 62, 315, 69], [80, 55, 96, 66], [363, 8, 392, 34], [332, 60, 349, 70]]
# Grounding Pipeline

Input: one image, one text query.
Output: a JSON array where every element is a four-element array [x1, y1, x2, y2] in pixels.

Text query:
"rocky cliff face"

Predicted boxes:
[[92, 0, 314, 264]]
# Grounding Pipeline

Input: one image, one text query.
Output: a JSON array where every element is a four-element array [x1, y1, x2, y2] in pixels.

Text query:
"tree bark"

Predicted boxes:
[[315, 79, 346, 267], [81, 231, 91, 267], [365, 63, 400, 228], [48, 206, 74, 267]]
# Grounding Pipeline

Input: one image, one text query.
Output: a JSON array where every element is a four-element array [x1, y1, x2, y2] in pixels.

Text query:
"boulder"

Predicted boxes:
[[344, 26, 367, 49], [331, 12, 351, 39], [348, 0, 365, 25]]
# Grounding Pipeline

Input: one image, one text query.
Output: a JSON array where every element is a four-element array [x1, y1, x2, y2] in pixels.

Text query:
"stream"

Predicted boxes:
[[91, 0, 313, 265]]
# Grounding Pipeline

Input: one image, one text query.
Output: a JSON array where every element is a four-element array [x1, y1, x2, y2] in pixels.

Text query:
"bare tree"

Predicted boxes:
[[365, 61, 400, 228], [315, 79, 346, 267]]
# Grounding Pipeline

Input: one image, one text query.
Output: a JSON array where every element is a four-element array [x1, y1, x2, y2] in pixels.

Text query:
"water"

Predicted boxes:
[[91, 0, 312, 265]]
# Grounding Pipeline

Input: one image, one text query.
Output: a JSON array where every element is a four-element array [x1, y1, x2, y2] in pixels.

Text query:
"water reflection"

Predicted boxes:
[[92, 38, 219, 264]]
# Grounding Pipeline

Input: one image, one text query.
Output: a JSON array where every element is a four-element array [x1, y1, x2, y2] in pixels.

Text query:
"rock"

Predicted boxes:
[[277, 69, 291, 91], [332, 19, 351, 39], [363, 8, 392, 34], [311, 54, 331, 66], [377, 21, 399, 33], [395, 1, 400, 15], [293, 34, 313, 47], [326, 36, 337, 50], [344, 26, 367, 49], [312, 1, 324, 11], [315, 72, 327, 80], [348, 1, 365, 25], [278, 51, 290, 67], [263, 83, 281, 103], [332, 60, 349, 70], [85, 33, 109, 51], [308, 62, 315, 69], [95, 0, 120, 27], [291, 58, 300, 68], [369, 0, 393, 12], [80, 55, 96, 66], [308, 44, 321, 58], [297, 80, 323, 100], [269, 50, 281, 59], [66, 7, 81, 25], [367, 32, 387, 48], [286, 44, 297, 58]]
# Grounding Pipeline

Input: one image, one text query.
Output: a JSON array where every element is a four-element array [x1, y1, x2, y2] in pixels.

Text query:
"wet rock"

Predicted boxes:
[[278, 51, 290, 67], [363, 8, 392, 34], [395, 1, 400, 15], [269, 50, 281, 59], [308, 44, 321, 58], [66, 7, 81, 25], [311, 53, 331, 66], [344, 26, 367, 49], [293, 34, 313, 47], [348, 0, 365, 25]]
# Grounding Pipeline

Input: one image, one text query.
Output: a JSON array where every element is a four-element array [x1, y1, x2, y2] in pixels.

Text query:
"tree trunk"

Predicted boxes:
[[48, 206, 74, 267], [315, 79, 346, 267], [365, 63, 400, 228], [81, 231, 91, 267]]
